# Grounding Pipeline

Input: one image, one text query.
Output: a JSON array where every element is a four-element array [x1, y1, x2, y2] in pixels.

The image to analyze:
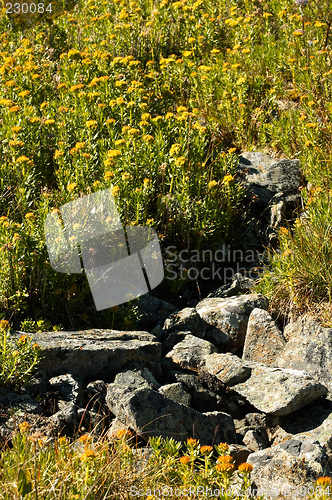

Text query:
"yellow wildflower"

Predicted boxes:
[[104, 171, 114, 181], [86, 120, 98, 129], [107, 149, 121, 158], [19, 421, 31, 433], [67, 183, 77, 191], [111, 186, 120, 197]]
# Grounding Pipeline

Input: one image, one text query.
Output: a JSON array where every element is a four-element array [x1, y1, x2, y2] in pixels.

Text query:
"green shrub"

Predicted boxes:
[[0, 320, 43, 389]]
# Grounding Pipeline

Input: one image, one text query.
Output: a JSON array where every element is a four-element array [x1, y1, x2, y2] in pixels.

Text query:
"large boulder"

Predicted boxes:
[[274, 316, 332, 394], [16, 330, 162, 380], [238, 151, 302, 208], [195, 294, 269, 352], [233, 366, 327, 416], [106, 383, 236, 445], [243, 308, 287, 365]]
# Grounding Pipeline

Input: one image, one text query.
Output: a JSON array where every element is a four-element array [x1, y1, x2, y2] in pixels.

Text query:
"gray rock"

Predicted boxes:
[[49, 402, 79, 433], [243, 429, 270, 452], [86, 380, 108, 405], [269, 192, 285, 228], [238, 151, 302, 207], [247, 439, 331, 498], [0, 390, 40, 414], [113, 369, 159, 391], [207, 273, 255, 299], [243, 309, 286, 365], [164, 334, 217, 372], [196, 294, 269, 352], [162, 308, 206, 338], [204, 353, 252, 386], [158, 383, 191, 407], [106, 384, 236, 444], [162, 330, 192, 355], [274, 316, 332, 394], [135, 294, 178, 329], [233, 366, 327, 416], [12, 330, 161, 380], [49, 374, 82, 405]]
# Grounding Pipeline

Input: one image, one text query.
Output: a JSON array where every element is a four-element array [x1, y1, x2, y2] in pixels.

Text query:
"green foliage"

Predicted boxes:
[[0, 320, 43, 389], [0, 0, 332, 324], [20, 319, 63, 333]]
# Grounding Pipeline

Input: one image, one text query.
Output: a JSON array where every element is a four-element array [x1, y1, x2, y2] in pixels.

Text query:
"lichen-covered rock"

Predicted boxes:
[[14, 330, 161, 380], [238, 151, 302, 207], [233, 366, 327, 416], [162, 308, 207, 338], [243, 428, 270, 452], [204, 353, 252, 386], [243, 308, 286, 365], [195, 294, 269, 352], [113, 369, 160, 391], [106, 383, 236, 444], [247, 439, 331, 498], [164, 334, 217, 372], [274, 316, 332, 394], [158, 383, 191, 407]]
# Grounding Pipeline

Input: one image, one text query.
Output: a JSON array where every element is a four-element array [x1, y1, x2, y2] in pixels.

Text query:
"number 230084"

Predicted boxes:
[[6, 3, 53, 14]]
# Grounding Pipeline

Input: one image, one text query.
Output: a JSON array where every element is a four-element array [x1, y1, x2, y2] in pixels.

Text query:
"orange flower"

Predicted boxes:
[[179, 455, 190, 464], [200, 445, 213, 455], [238, 463, 253, 473], [217, 455, 233, 463], [216, 463, 235, 473]]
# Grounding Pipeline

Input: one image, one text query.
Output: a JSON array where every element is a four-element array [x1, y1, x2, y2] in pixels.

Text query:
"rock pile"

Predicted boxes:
[[2, 287, 332, 495]]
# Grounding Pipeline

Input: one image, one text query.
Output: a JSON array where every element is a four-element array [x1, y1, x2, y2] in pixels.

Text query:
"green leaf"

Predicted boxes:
[[17, 468, 32, 496]]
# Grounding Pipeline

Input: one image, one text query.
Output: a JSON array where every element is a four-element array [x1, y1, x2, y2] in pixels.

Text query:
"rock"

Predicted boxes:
[[13, 330, 161, 380], [233, 366, 328, 416], [86, 380, 108, 405], [164, 334, 217, 372], [49, 402, 79, 434], [269, 192, 285, 228], [0, 389, 40, 414], [196, 294, 269, 352], [247, 439, 331, 498], [135, 294, 178, 330], [243, 309, 286, 365], [113, 369, 159, 391], [106, 384, 236, 444], [49, 374, 83, 405], [158, 383, 191, 407], [207, 273, 255, 299], [274, 316, 332, 394], [238, 151, 302, 208], [159, 371, 249, 418], [204, 353, 252, 386], [228, 444, 251, 468], [162, 331, 192, 355], [243, 429, 270, 452], [162, 308, 206, 338]]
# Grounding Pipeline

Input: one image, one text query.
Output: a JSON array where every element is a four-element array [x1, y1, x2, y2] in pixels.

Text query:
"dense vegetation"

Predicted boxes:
[[0, 0, 332, 328], [1, 0, 332, 497]]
